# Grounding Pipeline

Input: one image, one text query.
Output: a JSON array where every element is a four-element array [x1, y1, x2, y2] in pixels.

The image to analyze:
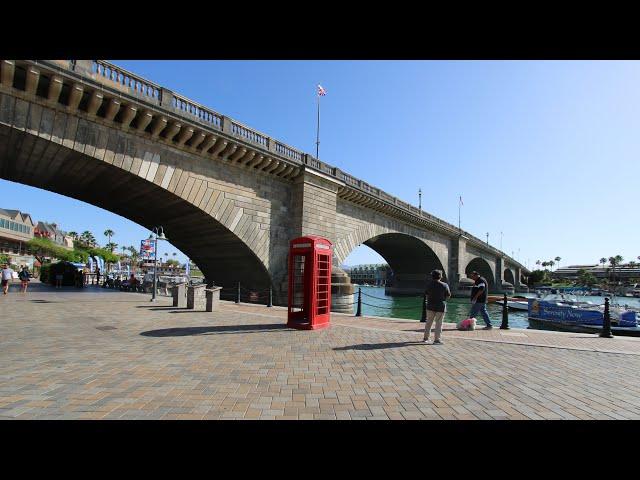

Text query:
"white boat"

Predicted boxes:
[[495, 298, 529, 311]]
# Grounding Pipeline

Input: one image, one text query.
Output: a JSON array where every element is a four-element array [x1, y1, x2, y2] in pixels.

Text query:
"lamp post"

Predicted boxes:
[[500, 231, 503, 251], [486, 232, 489, 245], [149, 226, 166, 302], [418, 188, 422, 211]]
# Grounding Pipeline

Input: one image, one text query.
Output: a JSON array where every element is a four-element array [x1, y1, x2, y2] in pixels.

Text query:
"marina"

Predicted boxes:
[[354, 285, 640, 332]]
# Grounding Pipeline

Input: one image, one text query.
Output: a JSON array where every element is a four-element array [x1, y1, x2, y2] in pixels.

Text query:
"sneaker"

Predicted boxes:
[[433, 339, 443, 345], [423, 338, 430, 344], [483, 325, 493, 330]]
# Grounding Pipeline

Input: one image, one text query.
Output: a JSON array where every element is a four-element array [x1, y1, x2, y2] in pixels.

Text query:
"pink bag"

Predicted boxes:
[[457, 317, 477, 331]]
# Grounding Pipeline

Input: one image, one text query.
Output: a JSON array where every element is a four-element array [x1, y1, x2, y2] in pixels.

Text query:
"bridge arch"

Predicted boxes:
[[0, 103, 276, 292], [465, 257, 495, 290], [337, 224, 448, 294], [503, 268, 515, 285]]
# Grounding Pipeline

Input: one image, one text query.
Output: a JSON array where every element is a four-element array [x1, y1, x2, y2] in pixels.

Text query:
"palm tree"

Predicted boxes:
[[78, 231, 96, 248], [600, 257, 607, 268], [105, 242, 118, 253], [554, 256, 561, 271], [68, 231, 78, 240], [535, 260, 541, 269], [548, 260, 555, 271], [104, 229, 115, 247]]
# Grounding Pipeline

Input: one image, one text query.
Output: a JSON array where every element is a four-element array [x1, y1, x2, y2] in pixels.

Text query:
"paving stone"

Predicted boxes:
[[2, 288, 640, 420]]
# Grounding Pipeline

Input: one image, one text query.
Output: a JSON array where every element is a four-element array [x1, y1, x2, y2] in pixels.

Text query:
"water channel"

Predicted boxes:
[[354, 285, 640, 329]]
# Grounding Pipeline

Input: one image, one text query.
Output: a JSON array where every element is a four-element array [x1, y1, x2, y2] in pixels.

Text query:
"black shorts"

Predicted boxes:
[[1, 279, 8, 287]]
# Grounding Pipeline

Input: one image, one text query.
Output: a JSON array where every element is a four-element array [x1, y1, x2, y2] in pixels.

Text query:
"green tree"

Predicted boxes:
[[27, 237, 78, 264], [554, 256, 561, 270], [104, 229, 115, 247], [600, 257, 607, 267], [105, 242, 118, 253], [0, 253, 9, 265]]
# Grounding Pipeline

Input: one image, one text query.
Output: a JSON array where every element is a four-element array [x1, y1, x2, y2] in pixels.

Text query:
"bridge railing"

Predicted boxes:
[[274, 141, 303, 163], [172, 92, 223, 130], [91, 60, 162, 104], [227, 119, 270, 149]]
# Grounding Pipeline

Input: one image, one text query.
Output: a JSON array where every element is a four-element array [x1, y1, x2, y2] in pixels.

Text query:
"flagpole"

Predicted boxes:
[[458, 195, 461, 233], [316, 91, 320, 159]]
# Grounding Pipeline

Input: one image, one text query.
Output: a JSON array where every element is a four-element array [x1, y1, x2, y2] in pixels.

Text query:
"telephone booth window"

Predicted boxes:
[[291, 254, 306, 313]]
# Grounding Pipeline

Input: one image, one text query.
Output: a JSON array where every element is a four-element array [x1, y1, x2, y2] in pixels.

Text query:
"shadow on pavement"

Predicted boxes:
[[140, 323, 287, 337], [334, 341, 423, 351]]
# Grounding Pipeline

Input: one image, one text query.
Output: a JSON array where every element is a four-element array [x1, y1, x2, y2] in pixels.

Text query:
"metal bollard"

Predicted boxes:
[[267, 287, 273, 307], [500, 293, 510, 330], [420, 292, 427, 322], [236, 281, 241, 304], [600, 297, 613, 338], [355, 288, 362, 317]]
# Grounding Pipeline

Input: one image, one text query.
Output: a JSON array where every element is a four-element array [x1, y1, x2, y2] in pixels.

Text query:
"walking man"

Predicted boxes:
[[18, 266, 31, 293], [2, 264, 14, 295], [469, 271, 493, 329], [423, 269, 451, 344]]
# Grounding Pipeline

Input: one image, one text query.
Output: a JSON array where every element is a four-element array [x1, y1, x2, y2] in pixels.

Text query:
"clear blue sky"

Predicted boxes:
[[3, 60, 639, 269]]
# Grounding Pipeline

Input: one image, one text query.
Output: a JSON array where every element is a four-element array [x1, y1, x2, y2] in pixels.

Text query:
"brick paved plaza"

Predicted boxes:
[[2, 284, 640, 420]]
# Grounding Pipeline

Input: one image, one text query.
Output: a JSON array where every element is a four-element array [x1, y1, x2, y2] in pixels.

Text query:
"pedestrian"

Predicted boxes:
[[423, 269, 451, 344], [469, 271, 493, 329], [18, 266, 31, 293], [2, 264, 14, 295], [55, 270, 63, 289], [95, 266, 101, 286]]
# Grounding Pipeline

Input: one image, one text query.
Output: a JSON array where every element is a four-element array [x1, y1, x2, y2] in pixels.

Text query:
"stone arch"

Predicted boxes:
[[0, 98, 275, 291], [337, 225, 448, 295], [465, 257, 495, 290], [504, 268, 515, 285]]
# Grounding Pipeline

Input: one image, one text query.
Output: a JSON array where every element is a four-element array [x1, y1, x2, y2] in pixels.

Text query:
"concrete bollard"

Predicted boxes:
[[187, 284, 207, 310], [172, 283, 187, 308], [205, 287, 222, 312]]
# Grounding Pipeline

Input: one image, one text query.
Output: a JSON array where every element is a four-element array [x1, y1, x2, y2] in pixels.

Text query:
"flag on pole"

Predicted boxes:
[[459, 195, 464, 206], [317, 84, 327, 96]]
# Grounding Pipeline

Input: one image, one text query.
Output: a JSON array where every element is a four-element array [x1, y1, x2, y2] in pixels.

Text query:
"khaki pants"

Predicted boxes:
[[424, 310, 445, 341]]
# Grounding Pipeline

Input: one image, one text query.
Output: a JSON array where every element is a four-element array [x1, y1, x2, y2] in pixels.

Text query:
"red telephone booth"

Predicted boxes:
[[287, 236, 332, 330]]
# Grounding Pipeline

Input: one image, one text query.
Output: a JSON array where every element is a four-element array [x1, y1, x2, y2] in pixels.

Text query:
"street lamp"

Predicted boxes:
[[149, 226, 166, 302], [418, 188, 422, 211], [486, 232, 489, 245]]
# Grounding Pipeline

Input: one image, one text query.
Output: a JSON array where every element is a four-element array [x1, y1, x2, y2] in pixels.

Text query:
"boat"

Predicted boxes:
[[495, 299, 529, 311], [527, 295, 640, 336]]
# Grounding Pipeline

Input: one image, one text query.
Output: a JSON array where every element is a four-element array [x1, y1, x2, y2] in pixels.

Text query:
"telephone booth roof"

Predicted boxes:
[[290, 236, 333, 247]]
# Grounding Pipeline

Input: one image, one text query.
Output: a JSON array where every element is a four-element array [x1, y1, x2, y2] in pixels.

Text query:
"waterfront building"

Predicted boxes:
[[0, 208, 36, 267], [554, 264, 640, 282], [348, 264, 392, 286]]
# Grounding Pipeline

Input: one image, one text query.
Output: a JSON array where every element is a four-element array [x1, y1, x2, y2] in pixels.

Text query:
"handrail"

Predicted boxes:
[[172, 92, 223, 129], [92, 60, 162, 103]]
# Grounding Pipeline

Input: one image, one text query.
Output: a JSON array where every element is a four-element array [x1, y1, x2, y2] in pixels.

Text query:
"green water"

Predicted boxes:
[[355, 286, 640, 329]]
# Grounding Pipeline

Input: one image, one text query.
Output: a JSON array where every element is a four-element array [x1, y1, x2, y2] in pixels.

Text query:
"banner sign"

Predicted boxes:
[[140, 239, 156, 260]]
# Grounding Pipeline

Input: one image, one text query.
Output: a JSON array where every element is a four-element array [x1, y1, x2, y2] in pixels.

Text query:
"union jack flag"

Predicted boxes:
[[317, 84, 327, 96]]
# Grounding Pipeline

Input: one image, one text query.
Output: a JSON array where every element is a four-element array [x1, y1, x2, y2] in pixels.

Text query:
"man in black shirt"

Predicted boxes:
[[469, 271, 493, 329], [423, 269, 451, 344]]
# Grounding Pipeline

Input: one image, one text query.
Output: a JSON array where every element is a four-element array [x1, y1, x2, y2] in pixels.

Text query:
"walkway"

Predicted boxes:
[[2, 287, 640, 420]]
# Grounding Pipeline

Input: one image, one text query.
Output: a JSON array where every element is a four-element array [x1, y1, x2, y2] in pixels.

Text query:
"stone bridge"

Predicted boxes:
[[0, 59, 529, 306]]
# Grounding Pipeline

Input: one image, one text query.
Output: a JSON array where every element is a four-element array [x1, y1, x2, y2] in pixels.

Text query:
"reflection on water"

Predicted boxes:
[[355, 286, 640, 330]]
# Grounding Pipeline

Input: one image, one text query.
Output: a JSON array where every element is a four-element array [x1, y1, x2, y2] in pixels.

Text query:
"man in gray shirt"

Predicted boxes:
[[423, 269, 451, 344]]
